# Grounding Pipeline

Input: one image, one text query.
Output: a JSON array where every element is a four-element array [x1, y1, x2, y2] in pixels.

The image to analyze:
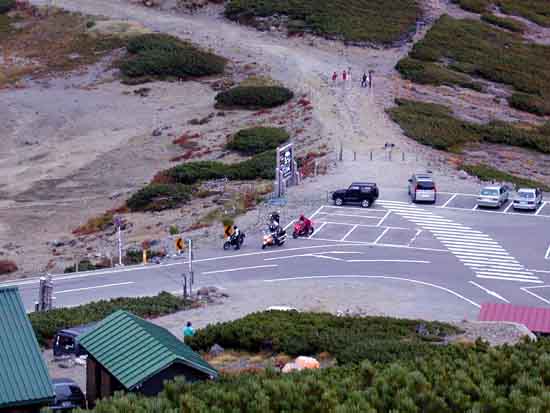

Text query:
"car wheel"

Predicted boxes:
[[361, 199, 371, 208], [334, 197, 343, 206]]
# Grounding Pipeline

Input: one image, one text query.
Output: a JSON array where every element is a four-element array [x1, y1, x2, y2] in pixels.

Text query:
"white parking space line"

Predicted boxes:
[[436, 236, 499, 245], [407, 229, 422, 247], [535, 201, 547, 216], [477, 269, 535, 277], [283, 220, 296, 231], [440, 193, 458, 208], [469, 281, 510, 303], [309, 205, 324, 220], [449, 248, 513, 257], [545, 244, 550, 260], [347, 259, 430, 264], [310, 254, 345, 261], [452, 251, 518, 260], [373, 228, 390, 244], [472, 205, 478, 211], [309, 222, 327, 239], [56, 281, 135, 294], [477, 275, 542, 283], [318, 212, 380, 219], [310, 237, 448, 252], [521, 286, 550, 304], [341, 225, 358, 241], [425, 227, 485, 235], [202, 264, 278, 275], [376, 210, 391, 227], [503, 202, 514, 213], [461, 260, 522, 267], [318, 221, 411, 231]]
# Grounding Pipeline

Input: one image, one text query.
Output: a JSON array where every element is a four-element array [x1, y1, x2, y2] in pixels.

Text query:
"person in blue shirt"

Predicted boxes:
[[183, 321, 195, 342]]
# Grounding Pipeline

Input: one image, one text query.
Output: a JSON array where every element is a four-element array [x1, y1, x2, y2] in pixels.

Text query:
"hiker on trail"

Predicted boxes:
[[183, 321, 195, 342], [342, 70, 347, 82], [347, 66, 352, 82], [332, 71, 338, 83], [361, 72, 368, 88]]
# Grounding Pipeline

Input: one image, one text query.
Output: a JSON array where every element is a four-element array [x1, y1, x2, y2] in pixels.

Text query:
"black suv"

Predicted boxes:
[[332, 182, 379, 208]]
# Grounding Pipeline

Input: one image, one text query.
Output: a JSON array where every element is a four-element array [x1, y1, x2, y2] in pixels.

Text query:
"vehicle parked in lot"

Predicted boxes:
[[50, 378, 86, 411], [332, 182, 379, 208], [408, 173, 436, 203], [53, 324, 96, 358], [477, 185, 509, 208], [513, 188, 543, 211]]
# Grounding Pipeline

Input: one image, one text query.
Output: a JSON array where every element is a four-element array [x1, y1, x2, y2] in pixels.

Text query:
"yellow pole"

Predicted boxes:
[[143, 249, 147, 264]]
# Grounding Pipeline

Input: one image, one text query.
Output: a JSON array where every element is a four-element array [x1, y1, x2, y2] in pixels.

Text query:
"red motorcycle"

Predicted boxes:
[[292, 220, 314, 238]]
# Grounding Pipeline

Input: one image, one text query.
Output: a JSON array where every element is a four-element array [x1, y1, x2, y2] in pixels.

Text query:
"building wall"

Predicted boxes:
[[137, 363, 210, 396], [86, 356, 124, 407]]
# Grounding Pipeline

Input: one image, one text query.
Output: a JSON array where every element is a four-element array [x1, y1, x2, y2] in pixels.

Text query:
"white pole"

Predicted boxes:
[[188, 239, 193, 293], [118, 226, 123, 266]]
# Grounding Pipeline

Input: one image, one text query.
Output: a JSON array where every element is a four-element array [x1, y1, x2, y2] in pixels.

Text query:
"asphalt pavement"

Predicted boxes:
[[2, 188, 549, 314]]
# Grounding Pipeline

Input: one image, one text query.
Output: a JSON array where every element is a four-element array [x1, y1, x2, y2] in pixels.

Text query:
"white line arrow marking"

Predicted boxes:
[[469, 281, 510, 303]]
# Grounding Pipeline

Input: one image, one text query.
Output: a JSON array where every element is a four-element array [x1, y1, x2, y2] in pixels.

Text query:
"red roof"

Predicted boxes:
[[478, 303, 550, 333]]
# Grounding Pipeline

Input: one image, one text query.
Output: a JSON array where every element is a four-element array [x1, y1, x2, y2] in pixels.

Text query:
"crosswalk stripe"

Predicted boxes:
[[449, 248, 511, 256], [453, 252, 518, 260], [477, 268, 534, 276], [424, 227, 485, 234], [432, 232, 491, 239], [461, 260, 522, 267], [436, 237, 500, 245], [476, 271, 536, 279], [444, 244, 506, 252], [476, 275, 543, 283]]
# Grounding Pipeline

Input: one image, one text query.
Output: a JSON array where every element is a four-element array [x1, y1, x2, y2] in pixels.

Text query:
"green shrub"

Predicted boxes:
[[225, 0, 420, 44], [389, 99, 550, 153], [454, 0, 550, 27], [481, 13, 526, 33], [64, 259, 109, 273], [166, 150, 276, 185], [462, 164, 550, 191], [187, 311, 459, 364], [120, 33, 226, 81], [169, 224, 180, 235], [401, 15, 550, 115], [227, 127, 290, 155], [0, 0, 15, 14], [126, 183, 191, 212], [452, 0, 490, 13], [396, 58, 483, 91], [30, 292, 189, 347], [215, 86, 293, 109]]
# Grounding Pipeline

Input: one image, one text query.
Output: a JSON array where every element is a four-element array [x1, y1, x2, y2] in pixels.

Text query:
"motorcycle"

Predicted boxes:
[[223, 232, 245, 250], [292, 220, 314, 238], [262, 226, 287, 249]]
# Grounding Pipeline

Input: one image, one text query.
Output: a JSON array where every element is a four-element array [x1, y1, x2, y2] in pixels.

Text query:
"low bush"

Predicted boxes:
[[30, 292, 190, 347], [0, 0, 15, 14], [388, 99, 550, 153], [120, 33, 226, 81], [0, 259, 17, 275], [396, 58, 483, 91], [508, 93, 550, 116], [215, 86, 293, 109], [481, 13, 526, 33], [454, 0, 550, 27], [124, 248, 165, 265], [463, 164, 550, 191], [227, 127, 289, 155], [187, 311, 459, 364], [126, 183, 192, 212], [64, 259, 110, 273], [452, 0, 490, 13]]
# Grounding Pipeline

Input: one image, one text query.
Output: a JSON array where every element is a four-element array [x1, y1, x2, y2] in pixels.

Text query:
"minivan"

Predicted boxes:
[[408, 174, 436, 203]]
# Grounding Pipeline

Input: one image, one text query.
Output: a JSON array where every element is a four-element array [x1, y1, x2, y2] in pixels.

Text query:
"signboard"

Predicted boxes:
[[278, 143, 293, 180], [175, 237, 184, 251], [224, 225, 234, 239]]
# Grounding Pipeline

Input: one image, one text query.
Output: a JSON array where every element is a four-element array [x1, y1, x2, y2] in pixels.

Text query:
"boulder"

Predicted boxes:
[[295, 356, 320, 369], [282, 362, 300, 373]]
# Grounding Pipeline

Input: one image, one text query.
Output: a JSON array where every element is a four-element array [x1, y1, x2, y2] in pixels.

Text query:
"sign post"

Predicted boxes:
[[276, 143, 294, 197], [188, 239, 194, 294], [114, 216, 123, 266]]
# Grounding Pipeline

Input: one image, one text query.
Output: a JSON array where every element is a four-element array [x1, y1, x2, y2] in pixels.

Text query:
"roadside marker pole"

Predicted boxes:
[[188, 239, 194, 293], [118, 225, 123, 266]]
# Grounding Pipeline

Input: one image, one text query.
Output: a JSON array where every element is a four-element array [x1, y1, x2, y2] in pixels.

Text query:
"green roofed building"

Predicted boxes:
[[0, 287, 55, 412], [79, 310, 217, 406]]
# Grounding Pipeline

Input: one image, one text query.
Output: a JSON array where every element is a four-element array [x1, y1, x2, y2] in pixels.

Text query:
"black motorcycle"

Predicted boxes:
[[223, 232, 245, 250]]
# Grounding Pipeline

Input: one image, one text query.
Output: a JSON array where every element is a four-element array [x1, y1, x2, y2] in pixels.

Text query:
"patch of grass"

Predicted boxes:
[[227, 127, 290, 155], [452, 0, 490, 13], [396, 57, 483, 91], [404, 15, 550, 115], [119, 33, 226, 82], [29, 292, 190, 347], [225, 0, 421, 44], [388, 99, 550, 153], [463, 163, 550, 191], [454, 0, 550, 27], [481, 13, 526, 33], [215, 86, 294, 109], [126, 183, 192, 212], [73, 211, 114, 235]]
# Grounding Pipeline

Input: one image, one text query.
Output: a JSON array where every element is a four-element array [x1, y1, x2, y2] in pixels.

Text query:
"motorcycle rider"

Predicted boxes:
[[231, 225, 242, 249], [298, 214, 312, 233]]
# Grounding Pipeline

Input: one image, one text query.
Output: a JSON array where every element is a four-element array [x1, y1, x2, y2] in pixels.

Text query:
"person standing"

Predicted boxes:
[[342, 70, 347, 82], [183, 321, 195, 342], [361, 72, 368, 88], [332, 71, 338, 84]]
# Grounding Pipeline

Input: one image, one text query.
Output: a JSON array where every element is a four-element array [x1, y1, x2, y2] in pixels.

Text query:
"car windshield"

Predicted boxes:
[[480, 189, 498, 196], [417, 181, 435, 190], [518, 191, 535, 199]]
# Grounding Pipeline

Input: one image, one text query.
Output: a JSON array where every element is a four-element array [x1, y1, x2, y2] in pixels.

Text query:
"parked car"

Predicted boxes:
[[513, 188, 543, 211], [332, 182, 379, 208], [477, 185, 509, 208], [408, 173, 437, 203], [53, 323, 96, 358], [50, 378, 86, 411]]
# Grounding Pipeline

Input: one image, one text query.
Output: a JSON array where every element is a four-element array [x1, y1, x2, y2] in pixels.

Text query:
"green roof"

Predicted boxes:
[[79, 310, 218, 389], [0, 287, 55, 408]]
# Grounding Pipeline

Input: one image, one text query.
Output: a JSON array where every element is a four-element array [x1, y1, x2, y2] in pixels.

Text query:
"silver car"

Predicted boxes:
[[477, 185, 509, 208], [408, 174, 437, 203], [513, 188, 543, 211]]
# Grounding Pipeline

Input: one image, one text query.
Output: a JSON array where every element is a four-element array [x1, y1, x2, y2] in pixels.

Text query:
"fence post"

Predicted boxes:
[[402, 152, 405, 162], [338, 142, 343, 162], [370, 151, 373, 161], [353, 151, 356, 161]]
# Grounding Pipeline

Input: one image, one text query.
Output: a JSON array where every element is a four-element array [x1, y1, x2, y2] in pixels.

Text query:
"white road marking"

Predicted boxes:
[[462, 261, 523, 268], [309, 205, 324, 220], [452, 251, 518, 260], [436, 237, 499, 245], [469, 281, 510, 303], [440, 193, 458, 208], [521, 285, 550, 305], [373, 228, 390, 244], [407, 229, 423, 247], [376, 210, 391, 227], [341, 225, 358, 241], [308, 222, 327, 239], [309, 254, 345, 261], [264, 275, 481, 308], [283, 220, 295, 231], [448, 248, 510, 257], [423, 227, 485, 234], [528, 269, 550, 274], [318, 212, 381, 219], [545, 244, 550, 260], [472, 205, 478, 211], [347, 259, 430, 264], [535, 201, 546, 216], [476, 271, 537, 279], [56, 281, 135, 294], [317, 220, 411, 231], [445, 244, 506, 252], [503, 202, 514, 213], [264, 251, 363, 261], [477, 275, 542, 283], [202, 264, 278, 275], [310, 237, 448, 252]]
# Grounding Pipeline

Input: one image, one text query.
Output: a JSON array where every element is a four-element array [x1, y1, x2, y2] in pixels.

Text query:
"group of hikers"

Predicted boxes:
[[331, 68, 373, 88]]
